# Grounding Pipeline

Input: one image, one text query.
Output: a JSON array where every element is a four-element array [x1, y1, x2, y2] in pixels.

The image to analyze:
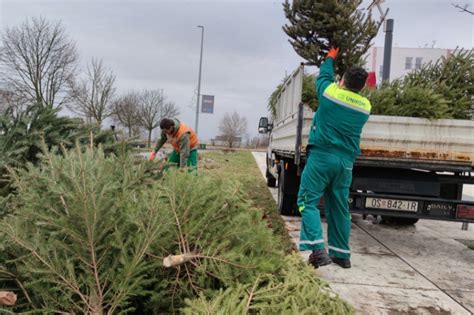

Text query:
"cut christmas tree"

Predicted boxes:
[[283, 0, 382, 77]]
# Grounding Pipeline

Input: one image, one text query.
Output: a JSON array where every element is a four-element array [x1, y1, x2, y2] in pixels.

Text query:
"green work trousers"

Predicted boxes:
[[167, 149, 198, 170], [297, 147, 353, 259]]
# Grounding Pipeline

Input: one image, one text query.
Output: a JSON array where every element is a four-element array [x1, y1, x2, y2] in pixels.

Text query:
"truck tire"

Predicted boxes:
[[278, 161, 298, 215], [381, 216, 419, 225], [266, 169, 277, 187]]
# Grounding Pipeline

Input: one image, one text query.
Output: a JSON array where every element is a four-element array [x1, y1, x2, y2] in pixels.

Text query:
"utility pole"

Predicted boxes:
[[195, 25, 204, 135], [382, 19, 394, 82]]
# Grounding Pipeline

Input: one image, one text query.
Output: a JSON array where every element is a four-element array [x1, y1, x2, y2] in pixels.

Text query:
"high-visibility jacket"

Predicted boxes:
[[308, 58, 371, 161], [166, 121, 199, 152]]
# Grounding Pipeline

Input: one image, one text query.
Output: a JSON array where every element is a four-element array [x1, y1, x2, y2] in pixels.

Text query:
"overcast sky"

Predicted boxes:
[[1, 0, 473, 141]]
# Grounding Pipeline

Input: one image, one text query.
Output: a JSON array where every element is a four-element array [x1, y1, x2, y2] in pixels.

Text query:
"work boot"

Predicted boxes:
[[330, 256, 351, 269], [308, 249, 332, 268]]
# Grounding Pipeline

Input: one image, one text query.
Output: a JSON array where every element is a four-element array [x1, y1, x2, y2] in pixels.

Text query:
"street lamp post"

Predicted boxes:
[[195, 25, 204, 135]]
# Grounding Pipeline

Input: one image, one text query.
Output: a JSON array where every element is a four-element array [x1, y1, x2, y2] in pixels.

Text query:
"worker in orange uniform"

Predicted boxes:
[[149, 118, 199, 170]]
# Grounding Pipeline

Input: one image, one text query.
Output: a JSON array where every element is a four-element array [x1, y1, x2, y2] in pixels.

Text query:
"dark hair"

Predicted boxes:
[[343, 67, 368, 92], [160, 118, 174, 129]]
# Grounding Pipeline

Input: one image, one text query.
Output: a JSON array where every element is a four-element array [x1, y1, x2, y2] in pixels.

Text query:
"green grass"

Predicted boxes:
[[200, 150, 295, 253]]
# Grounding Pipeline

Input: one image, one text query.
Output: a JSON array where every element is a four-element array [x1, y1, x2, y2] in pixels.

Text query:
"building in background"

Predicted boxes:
[[364, 47, 453, 85]]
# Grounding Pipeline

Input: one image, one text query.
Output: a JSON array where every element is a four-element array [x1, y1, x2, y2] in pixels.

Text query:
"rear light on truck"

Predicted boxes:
[[456, 204, 474, 221]]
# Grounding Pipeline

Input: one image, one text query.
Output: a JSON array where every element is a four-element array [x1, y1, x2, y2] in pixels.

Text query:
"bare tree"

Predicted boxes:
[[68, 58, 115, 126], [112, 92, 140, 137], [452, 2, 474, 14], [136, 89, 180, 148], [0, 17, 77, 108], [218, 111, 248, 148], [0, 89, 27, 117], [246, 135, 270, 149], [0, 90, 10, 115]]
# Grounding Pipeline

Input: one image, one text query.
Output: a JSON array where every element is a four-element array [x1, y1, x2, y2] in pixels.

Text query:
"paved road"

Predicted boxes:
[[252, 152, 474, 315]]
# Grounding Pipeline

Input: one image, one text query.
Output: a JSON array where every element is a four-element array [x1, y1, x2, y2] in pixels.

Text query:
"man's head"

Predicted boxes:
[[342, 67, 368, 93], [160, 118, 175, 135]]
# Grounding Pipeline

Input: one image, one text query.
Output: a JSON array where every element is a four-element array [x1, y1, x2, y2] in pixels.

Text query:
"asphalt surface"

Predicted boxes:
[[252, 152, 474, 315]]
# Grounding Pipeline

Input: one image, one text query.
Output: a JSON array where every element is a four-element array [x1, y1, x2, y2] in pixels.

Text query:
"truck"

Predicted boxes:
[[259, 64, 474, 225]]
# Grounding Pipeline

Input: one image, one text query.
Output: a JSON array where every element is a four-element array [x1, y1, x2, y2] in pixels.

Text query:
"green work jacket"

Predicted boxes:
[[308, 58, 372, 161]]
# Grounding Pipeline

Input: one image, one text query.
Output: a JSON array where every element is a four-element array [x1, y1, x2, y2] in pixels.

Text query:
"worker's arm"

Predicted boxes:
[[153, 131, 167, 153], [179, 133, 191, 168], [316, 47, 339, 98], [150, 131, 167, 161]]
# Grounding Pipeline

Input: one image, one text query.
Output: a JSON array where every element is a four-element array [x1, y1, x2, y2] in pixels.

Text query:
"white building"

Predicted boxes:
[[365, 47, 453, 85]]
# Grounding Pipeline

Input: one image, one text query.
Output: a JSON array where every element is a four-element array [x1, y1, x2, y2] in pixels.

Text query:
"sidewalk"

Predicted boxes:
[[252, 152, 474, 314]]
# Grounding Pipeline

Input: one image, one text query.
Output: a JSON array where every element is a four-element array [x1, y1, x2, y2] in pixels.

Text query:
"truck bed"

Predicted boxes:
[[355, 156, 473, 173], [360, 115, 474, 165]]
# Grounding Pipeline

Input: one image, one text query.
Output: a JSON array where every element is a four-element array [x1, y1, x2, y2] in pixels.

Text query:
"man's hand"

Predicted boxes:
[[327, 47, 340, 59], [149, 152, 156, 161], [0, 291, 17, 306]]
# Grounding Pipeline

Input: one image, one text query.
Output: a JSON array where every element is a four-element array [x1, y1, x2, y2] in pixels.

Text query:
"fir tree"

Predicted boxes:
[[1, 144, 286, 313], [268, 73, 316, 117], [182, 254, 354, 314], [363, 49, 473, 119], [1, 144, 167, 313], [402, 48, 473, 119], [140, 172, 286, 313], [282, 0, 382, 77], [0, 103, 125, 209]]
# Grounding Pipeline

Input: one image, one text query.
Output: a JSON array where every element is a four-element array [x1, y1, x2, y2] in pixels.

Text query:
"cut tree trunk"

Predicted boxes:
[[163, 253, 198, 267]]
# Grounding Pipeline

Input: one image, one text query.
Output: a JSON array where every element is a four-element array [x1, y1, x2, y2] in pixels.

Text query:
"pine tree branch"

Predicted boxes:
[[197, 255, 255, 269], [244, 275, 260, 313], [107, 217, 161, 314], [452, 3, 474, 14], [83, 175, 104, 313], [190, 261, 220, 280], [171, 265, 181, 312], [0, 269, 32, 305], [193, 202, 229, 244], [184, 263, 201, 294], [165, 186, 190, 253], [3, 226, 91, 309]]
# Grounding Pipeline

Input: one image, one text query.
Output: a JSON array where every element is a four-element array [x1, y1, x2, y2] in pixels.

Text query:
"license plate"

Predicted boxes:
[[366, 198, 418, 212]]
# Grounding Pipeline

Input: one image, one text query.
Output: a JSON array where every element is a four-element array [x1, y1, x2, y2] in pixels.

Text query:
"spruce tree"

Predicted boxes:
[[1, 144, 167, 313], [0, 103, 124, 209], [268, 73, 316, 117], [283, 0, 382, 77], [363, 49, 473, 119], [140, 172, 286, 313], [182, 254, 354, 314], [402, 49, 473, 119], [1, 144, 286, 313]]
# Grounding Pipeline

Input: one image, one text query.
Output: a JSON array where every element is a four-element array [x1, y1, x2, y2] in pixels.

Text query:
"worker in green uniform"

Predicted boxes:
[[149, 118, 199, 169], [298, 47, 371, 269]]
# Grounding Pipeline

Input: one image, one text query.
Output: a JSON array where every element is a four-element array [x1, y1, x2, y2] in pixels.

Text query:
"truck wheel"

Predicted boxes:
[[266, 169, 277, 187], [278, 161, 297, 215], [381, 216, 419, 225]]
